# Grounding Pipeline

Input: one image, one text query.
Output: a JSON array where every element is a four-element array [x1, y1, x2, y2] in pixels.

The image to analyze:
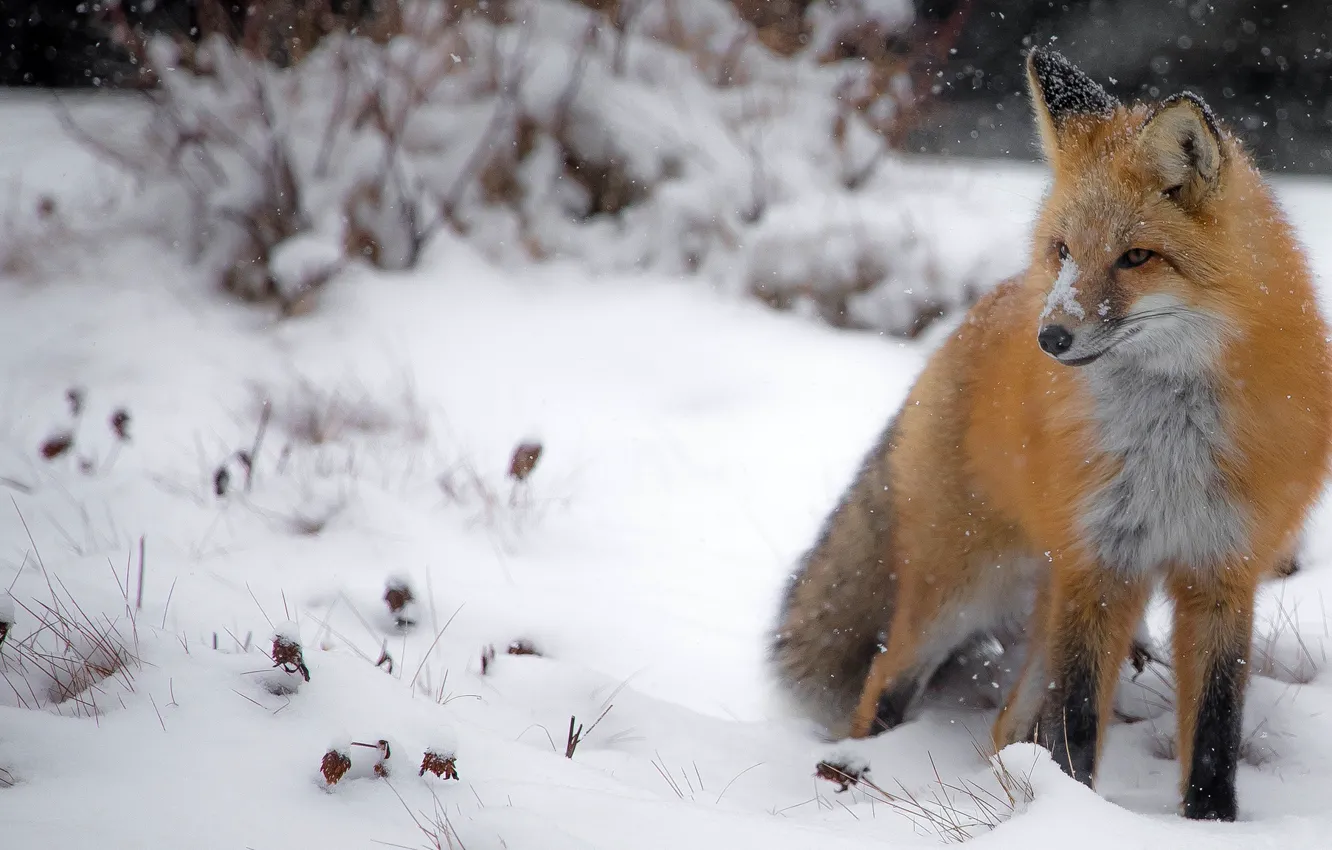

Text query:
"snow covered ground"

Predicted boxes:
[[4, 92, 1332, 848]]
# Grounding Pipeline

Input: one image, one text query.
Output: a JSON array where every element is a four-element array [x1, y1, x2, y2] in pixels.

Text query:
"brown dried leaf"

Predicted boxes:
[[508, 442, 543, 482], [272, 634, 311, 682], [384, 580, 414, 614], [507, 639, 541, 657], [110, 409, 131, 441], [321, 749, 352, 786], [815, 759, 867, 793], [419, 751, 459, 780], [40, 432, 74, 461]]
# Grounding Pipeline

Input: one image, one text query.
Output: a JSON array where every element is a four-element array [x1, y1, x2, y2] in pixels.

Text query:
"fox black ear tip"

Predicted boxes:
[[1159, 90, 1222, 135], [1026, 45, 1119, 118], [1026, 45, 1067, 70]]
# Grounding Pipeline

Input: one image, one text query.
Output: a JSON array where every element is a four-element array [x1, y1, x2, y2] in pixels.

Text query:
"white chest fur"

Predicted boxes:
[[1078, 358, 1247, 575]]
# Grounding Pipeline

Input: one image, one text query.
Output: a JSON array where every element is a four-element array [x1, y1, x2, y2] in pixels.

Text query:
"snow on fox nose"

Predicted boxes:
[[1041, 255, 1086, 323]]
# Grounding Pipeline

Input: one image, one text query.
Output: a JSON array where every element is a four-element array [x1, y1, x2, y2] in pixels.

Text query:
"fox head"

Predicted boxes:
[[1024, 47, 1268, 373]]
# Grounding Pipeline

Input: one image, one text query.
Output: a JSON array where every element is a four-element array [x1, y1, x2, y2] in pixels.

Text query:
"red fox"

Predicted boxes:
[[770, 47, 1331, 821]]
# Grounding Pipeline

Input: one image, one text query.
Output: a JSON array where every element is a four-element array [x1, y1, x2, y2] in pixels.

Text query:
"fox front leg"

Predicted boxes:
[[1038, 565, 1151, 786]]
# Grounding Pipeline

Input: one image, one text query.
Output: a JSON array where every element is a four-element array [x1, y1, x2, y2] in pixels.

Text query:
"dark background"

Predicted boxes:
[[905, 0, 1332, 173], [3, 0, 1330, 173]]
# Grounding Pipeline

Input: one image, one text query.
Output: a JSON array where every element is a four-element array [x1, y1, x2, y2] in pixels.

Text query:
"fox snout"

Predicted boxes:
[[1036, 321, 1106, 366], [1037, 324, 1074, 357], [1036, 255, 1127, 366]]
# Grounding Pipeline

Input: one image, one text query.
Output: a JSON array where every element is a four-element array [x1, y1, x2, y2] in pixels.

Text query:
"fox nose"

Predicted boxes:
[[1038, 324, 1074, 356]]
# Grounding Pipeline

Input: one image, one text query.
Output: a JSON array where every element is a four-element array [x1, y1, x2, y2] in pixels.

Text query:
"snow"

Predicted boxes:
[[275, 622, 303, 646], [1042, 255, 1086, 320], [6, 90, 1332, 850], [426, 727, 459, 760], [270, 233, 345, 301]]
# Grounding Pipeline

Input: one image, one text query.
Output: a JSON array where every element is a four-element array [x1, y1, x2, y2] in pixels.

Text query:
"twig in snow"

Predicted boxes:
[[564, 704, 613, 759]]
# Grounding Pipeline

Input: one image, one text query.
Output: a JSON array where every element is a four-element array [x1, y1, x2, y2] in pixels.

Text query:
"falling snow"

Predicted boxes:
[[5, 30, 1332, 850]]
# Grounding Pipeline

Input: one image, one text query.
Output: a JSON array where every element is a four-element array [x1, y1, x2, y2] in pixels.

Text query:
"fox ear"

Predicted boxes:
[[1026, 46, 1118, 161], [1138, 92, 1223, 209]]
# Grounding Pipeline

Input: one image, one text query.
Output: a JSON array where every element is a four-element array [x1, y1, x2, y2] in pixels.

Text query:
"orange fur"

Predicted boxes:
[[817, 49, 1331, 819]]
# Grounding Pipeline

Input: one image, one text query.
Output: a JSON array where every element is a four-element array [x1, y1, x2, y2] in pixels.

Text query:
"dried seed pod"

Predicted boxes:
[[0, 594, 13, 649], [373, 739, 391, 777], [419, 750, 459, 780], [508, 442, 543, 482], [480, 644, 496, 675], [110, 409, 131, 441], [815, 758, 868, 793], [383, 575, 416, 628], [507, 639, 540, 657], [321, 749, 352, 786], [40, 432, 74, 461], [271, 625, 310, 682], [213, 466, 231, 497], [352, 739, 392, 778]]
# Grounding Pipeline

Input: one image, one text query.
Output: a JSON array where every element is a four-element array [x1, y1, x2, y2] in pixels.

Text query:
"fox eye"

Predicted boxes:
[[1056, 242, 1071, 262], [1116, 248, 1154, 269]]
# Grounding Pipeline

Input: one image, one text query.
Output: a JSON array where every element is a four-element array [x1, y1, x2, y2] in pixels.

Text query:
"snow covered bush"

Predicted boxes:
[[74, 0, 989, 336]]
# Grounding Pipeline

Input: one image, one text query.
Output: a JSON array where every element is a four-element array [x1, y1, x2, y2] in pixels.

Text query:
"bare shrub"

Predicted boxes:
[[59, 0, 981, 337], [259, 377, 429, 447], [440, 441, 561, 539]]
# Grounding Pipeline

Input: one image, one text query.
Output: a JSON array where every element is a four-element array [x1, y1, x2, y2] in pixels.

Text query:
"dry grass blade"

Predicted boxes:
[[408, 603, 464, 691], [2, 585, 140, 718], [810, 747, 1034, 843], [383, 779, 467, 850]]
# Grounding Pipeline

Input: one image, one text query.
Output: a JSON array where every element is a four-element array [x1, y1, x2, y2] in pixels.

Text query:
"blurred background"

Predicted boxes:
[[3, 0, 1330, 172], [0, 0, 1329, 340]]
